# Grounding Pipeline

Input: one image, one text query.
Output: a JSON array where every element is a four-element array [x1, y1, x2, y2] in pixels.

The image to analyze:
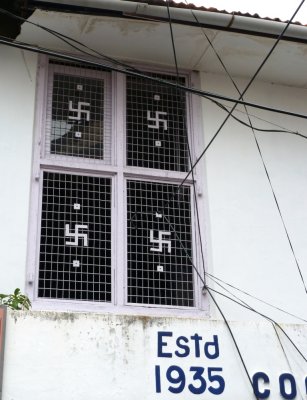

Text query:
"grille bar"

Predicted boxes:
[[46, 63, 112, 163], [126, 73, 189, 171], [127, 180, 194, 307], [38, 171, 112, 302]]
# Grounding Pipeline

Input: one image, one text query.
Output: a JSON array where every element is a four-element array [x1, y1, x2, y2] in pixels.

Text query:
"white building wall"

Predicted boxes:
[[0, 47, 38, 294], [2, 310, 306, 400], [0, 46, 306, 400], [201, 72, 307, 323], [0, 46, 306, 325]]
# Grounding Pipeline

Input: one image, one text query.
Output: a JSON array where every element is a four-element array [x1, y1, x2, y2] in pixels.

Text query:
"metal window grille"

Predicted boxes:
[[35, 58, 199, 310], [126, 73, 189, 171], [46, 62, 112, 163], [127, 180, 194, 307], [38, 171, 112, 302]]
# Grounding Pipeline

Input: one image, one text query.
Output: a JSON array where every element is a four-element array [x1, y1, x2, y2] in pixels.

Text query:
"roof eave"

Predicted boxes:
[[28, 0, 307, 43]]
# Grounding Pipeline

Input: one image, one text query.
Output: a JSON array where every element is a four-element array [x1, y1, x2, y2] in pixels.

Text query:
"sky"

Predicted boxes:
[[173, 0, 307, 23]]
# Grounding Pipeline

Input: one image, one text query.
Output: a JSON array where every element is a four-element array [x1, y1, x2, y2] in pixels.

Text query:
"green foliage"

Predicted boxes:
[[0, 288, 31, 310]]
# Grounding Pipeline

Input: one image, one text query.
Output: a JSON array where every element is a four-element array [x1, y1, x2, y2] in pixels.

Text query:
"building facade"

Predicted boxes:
[[0, 1, 306, 399]]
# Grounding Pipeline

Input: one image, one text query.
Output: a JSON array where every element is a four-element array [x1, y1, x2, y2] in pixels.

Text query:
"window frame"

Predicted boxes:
[[45, 63, 112, 165], [26, 55, 209, 316]]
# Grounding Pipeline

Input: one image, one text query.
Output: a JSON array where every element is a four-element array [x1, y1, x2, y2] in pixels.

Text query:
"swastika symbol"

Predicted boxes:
[[149, 230, 171, 253], [147, 111, 168, 130], [68, 101, 90, 121], [65, 224, 89, 247]]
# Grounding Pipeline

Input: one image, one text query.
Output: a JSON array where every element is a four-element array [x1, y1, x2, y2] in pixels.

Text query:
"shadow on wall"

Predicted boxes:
[[0, 0, 34, 39]]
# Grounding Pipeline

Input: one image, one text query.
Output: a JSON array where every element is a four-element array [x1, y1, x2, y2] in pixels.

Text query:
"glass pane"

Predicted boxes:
[[126, 73, 189, 171], [50, 73, 105, 159], [127, 180, 194, 307], [38, 172, 112, 302]]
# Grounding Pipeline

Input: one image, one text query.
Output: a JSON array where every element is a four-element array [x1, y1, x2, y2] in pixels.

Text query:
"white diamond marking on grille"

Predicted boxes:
[[157, 265, 164, 272], [68, 101, 90, 121], [149, 230, 171, 253], [76, 84, 83, 91], [154, 95, 160, 101], [75, 131, 82, 138], [65, 224, 89, 247], [73, 260, 80, 268], [73, 203, 81, 210], [155, 140, 162, 147], [147, 111, 168, 130]]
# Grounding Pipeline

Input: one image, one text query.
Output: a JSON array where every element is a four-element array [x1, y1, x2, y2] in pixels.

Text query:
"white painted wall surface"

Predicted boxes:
[[0, 47, 37, 294], [201, 72, 307, 323], [0, 44, 306, 326], [2, 311, 306, 400]]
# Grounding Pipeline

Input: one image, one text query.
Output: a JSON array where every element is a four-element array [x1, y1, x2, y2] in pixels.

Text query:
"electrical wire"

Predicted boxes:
[[2, 33, 307, 121], [204, 266, 307, 325], [180, 4, 307, 369], [11, 4, 307, 142], [206, 285, 307, 362], [0, 7, 141, 73], [4, 5, 307, 142], [166, 1, 179, 78], [176, 0, 306, 194], [131, 199, 307, 323], [163, 213, 307, 362], [231, 107, 307, 138], [205, 272, 307, 323], [211, 276, 305, 332], [1, 0, 305, 358], [15, 5, 307, 144], [128, 0, 307, 322], [166, 0, 206, 281], [0, 5, 305, 380], [1, 1, 303, 312], [36, 3, 307, 360], [3, 6, 307, 144], [202, 264, 307, 324], [206, 287, 257, 398], [272, 325, 305, 400], [252, 131, 307, 293], [210, 98, 307, 136], [2, 6, 203, 289], [215, 46, 307, 294], [183, 0, 307, 294]]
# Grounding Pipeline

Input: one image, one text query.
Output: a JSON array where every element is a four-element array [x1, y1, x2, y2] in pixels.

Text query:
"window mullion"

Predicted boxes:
[[113, 71, 126, 306]]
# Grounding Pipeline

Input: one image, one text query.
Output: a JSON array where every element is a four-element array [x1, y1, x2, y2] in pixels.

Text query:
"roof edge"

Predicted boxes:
[[29, 0, 307, 42]]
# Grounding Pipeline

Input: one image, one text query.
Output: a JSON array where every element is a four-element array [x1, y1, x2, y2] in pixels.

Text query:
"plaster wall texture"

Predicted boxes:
[[0, 47, 37, 294], [0, 47, 306, 325], [1, 310, 306, 400], [200, 72, 307, 323]]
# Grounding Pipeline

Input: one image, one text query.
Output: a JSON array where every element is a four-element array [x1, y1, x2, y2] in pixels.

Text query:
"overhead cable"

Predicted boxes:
[[0, 7, 142, 73], [164, 214, 307, 362], [175, 0, 306, 191], [206, 285, 307, 362], [206, 288, 257, 398], [166, 0, 207, 282], [1, 3, 305, 363], [3, 7, 307, 141], [3, 0, 306, 314], [184, 0, 307, 293], [210, 98, 305, 135], [2, 34, 307, 122], [205, 272, 307, 323]]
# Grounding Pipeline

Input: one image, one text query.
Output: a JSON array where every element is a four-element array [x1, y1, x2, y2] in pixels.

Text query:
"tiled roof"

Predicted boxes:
[[131, 0, 303, 25]]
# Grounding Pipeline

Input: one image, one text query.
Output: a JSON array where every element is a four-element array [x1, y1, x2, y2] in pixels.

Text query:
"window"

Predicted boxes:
[[39, 172, 112, 302], [127, 180, 194, 307], [46, 61, 112, 163], [27, 57, 206, 313]]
